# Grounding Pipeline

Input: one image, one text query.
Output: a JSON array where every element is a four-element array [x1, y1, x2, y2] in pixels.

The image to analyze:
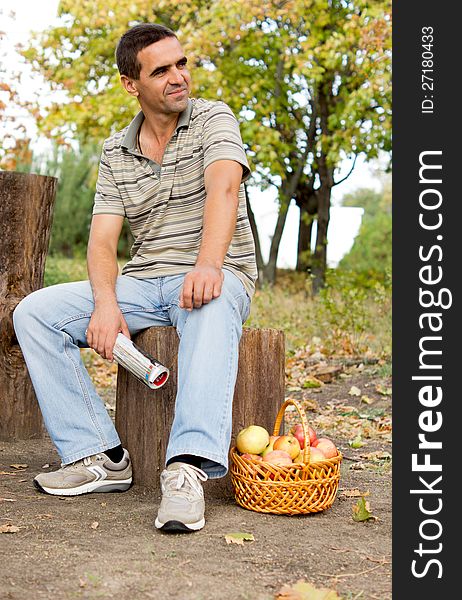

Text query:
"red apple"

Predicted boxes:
[[315, 437, 338, 458], [262, 450, 293, 466], [261, 435, 280, 458], [290, 423, 317, 449], [308, 447, 327, 463], [273, 435, 301, 460], [236, 425, 270, 455], [241, 453, 263, 461]]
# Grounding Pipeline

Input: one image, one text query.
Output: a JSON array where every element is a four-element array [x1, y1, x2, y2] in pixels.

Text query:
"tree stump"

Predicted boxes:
[[115, 327, 285, 498], [0, 172, 58, 440]]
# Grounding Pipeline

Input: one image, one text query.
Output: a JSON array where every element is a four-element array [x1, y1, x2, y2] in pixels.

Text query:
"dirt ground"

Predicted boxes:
[[0, 364, 391, 600]]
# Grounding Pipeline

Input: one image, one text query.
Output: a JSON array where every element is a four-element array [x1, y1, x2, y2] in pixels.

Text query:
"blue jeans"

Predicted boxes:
[[13, 270, 251, 479]]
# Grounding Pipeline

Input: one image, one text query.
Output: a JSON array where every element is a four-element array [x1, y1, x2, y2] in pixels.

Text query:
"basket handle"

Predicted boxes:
[[272, 397, 311, 464]]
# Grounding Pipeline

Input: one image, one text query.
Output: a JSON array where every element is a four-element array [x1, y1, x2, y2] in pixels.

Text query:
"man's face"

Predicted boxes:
[[126, 37, 191, 115]]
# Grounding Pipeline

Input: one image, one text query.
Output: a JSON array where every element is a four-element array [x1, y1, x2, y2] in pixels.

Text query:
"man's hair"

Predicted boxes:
[[116, 23, 177, 79]]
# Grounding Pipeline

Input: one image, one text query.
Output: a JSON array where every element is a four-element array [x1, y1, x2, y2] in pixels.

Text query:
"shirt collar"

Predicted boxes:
[[122, 99, 193, 153]]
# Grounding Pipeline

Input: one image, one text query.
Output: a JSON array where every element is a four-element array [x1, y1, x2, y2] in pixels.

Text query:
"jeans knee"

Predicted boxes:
[[13, 289, 47, 333]]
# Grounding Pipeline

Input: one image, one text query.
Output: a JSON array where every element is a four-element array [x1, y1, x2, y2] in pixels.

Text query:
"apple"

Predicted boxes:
[[273, 435, 301, 460], [236, 425, 270, 455], [308, 447, 327, 463], [262, 450, 293, 466], [293, 451, 304, 464], [241, 453, 263, 461], [261, 435, 280, 458], [290, 424, 317, 449], [315, 437, 338, 458], [290, 424, 305, 449]]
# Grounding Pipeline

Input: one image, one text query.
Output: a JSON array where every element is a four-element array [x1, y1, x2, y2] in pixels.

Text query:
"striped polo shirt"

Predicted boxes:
[[93, 97, 257, 297]]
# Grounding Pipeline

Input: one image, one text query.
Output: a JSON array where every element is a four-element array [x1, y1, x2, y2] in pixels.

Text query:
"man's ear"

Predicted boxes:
[[120, 75, 139, 97]]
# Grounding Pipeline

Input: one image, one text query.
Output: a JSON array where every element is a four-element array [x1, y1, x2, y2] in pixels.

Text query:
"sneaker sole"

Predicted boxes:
[[33, 477, 133, 496], [154, 517, 205, 533]]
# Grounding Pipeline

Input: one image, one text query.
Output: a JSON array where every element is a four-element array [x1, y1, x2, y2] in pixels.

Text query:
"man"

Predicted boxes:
[[13, 23, 257, 533]]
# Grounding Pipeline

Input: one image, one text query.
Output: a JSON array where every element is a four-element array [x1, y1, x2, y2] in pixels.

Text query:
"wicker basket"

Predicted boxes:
[[230, 398, 342, 515]]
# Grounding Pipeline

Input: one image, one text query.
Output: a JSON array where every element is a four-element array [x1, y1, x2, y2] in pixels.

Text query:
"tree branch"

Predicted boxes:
[[333, 154, 358, 187]]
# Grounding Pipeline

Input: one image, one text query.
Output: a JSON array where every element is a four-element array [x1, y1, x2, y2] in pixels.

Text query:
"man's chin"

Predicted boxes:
[[166, 96, 189, 113]]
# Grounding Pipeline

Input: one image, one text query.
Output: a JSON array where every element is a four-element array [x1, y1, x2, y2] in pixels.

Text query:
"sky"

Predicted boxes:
[[0, 0, 383, 268]]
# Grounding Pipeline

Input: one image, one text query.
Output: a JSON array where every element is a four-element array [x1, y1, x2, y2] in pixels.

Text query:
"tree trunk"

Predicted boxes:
[[296, 211, 313, 272], [0, 171, 58, 440], [244, 184, 264, 282], [262, 198, 290, 284], [312, 184, 332, 294], [115, 326, 286, 498]]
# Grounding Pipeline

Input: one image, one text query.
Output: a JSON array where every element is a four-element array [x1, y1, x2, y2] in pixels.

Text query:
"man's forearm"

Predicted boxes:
[[196, 190, 239, 269], [87, 245, 119, 307]]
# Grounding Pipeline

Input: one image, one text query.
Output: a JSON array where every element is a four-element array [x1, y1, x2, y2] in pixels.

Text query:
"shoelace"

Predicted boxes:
[[59, 454, 105, 470], [163, 464, 208, 496]]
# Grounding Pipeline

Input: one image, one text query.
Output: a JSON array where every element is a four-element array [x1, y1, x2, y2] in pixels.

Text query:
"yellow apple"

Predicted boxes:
[[236, 425, 270, 455], [261, 435, 280, 458]]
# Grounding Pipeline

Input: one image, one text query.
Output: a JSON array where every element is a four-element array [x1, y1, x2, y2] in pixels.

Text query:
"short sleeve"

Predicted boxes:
[[202, 102, 251, 183], [92, 146, 126, 216]]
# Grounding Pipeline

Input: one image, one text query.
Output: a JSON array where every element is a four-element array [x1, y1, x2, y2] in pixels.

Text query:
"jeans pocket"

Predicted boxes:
[[239, 292, 251, 323]]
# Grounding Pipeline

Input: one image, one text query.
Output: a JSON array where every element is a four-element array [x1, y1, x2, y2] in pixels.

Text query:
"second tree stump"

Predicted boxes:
[[115, 326, 285, 498]]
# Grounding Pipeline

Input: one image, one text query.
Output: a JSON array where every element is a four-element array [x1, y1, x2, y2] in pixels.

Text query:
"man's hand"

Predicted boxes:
[[179, 265, 224, 310], [86, 303, 130, 361]]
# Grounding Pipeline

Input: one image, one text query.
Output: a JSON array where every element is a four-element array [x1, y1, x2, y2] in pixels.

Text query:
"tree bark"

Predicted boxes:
[[0, 171, 57, 440], [295, 180, 318, 273], [311, 85, 334, 294], [262, 196, 290, 284], [312, 183, 332, 294], [244, 183, 264, 282], [296, 211, 313, 272], [115, 326, 285, 498]]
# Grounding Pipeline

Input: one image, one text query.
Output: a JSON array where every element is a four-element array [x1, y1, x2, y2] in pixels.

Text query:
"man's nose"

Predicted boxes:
[[168, 67, 185, 85]]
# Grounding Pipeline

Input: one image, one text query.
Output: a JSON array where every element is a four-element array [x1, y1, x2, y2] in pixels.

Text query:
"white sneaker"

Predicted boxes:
[[33, 449, 132, 496], [155, 462, 208, 532]]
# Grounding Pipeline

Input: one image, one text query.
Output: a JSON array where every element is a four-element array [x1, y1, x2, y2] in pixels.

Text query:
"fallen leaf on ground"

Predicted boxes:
[[41, 464, 50, 469], [10, 464, 28, 470], [90, 521, 99, 529], [0, 524, 20, 533], [276, 579, 341, 599], [361, 451, 392, 462], [348, 386, 361, 397], [349, 435, 365, 449], [224, 532, 254, 545], [0, 471, 17, 476], [361, 395, 374, 404], [349, 462, 366, 470], [302, 377, 323, 389], [302, 398, 319, 411], [353, 497, 377, 522], [375, 385, 392, 396], [339, 488, 370, 498]]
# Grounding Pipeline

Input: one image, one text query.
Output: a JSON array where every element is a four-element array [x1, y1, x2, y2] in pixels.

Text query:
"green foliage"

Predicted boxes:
[[23, 0, 391, 284], [44, 255, 89, 287], [248, 269, 391, 359], [47, 144, 99, 257], [339, 183, 392, 283]]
